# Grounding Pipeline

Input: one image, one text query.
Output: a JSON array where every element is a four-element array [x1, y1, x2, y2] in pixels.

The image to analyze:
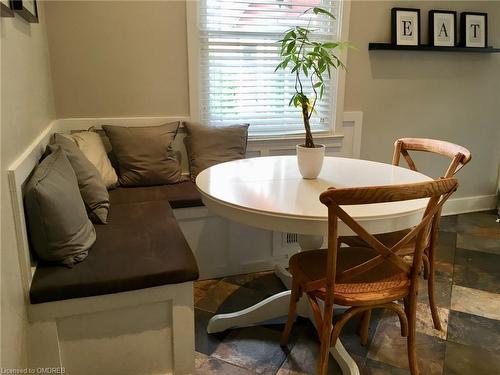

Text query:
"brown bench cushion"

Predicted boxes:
[[109, 181, 204, 209], [30, 200, 199, 304]]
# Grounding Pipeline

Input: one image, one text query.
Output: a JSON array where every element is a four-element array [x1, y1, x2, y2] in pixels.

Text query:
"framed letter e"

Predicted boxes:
[[392, 8, 421, 46]]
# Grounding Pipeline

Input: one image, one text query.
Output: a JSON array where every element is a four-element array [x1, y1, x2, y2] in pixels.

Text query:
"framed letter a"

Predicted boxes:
[[429, 10, 457, 47]]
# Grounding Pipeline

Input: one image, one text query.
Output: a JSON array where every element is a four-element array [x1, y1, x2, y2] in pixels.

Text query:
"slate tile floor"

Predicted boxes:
[[194, 211, 500, 374]]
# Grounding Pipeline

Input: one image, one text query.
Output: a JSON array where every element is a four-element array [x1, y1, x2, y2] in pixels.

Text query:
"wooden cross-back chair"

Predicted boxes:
[[342, 138, 471, 333], [393, 137, 471, 178], [280, 178, 458, 375]]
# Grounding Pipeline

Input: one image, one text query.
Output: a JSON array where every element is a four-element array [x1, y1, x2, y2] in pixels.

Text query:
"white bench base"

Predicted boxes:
[[28, 282, 195, 375]]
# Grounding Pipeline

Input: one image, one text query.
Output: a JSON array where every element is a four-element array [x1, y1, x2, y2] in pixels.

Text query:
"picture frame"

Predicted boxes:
[[1, 0, 13, 17], [461, 12, 487, 48], [10, 0, 38, 23], [392, 8, 421, 46], [429, 10, 457, 47]]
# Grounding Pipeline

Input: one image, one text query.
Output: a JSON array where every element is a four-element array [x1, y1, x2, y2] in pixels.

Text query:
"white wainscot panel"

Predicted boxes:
[[57, 302, 173, 375], [174, 207, 292, 279]]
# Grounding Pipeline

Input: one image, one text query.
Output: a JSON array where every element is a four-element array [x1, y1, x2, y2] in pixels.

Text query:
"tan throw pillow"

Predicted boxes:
[[24, 147, 96, 267], [102, 122, 183, 187], [50, 134, 110, 224], [70, 131, 119, 189], [183, 122, 249, 181]]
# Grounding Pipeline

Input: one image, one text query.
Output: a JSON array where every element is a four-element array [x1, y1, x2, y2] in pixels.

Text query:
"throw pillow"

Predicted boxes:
[[183, 122, 249, 181], [50, 133, 110, 224], [69, 131, 119, 189], [102, 122, 183, 186], [24, 147, 96, 267]]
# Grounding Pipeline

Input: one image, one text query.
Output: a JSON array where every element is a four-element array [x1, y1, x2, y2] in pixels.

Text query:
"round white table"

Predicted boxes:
[[196, 156, 432, 375]]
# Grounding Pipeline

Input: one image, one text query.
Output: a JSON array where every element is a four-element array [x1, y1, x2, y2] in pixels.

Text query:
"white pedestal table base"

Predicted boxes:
[[206, 236, 360, 375]]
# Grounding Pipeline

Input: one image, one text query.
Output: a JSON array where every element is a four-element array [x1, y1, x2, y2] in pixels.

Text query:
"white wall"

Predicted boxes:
[[44, 0, 190, 118], [0, 3, 56, 368], [345, 1, 500, 199]]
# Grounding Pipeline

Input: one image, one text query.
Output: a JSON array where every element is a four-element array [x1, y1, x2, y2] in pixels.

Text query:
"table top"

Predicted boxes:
[[196, 156, 433, 235]]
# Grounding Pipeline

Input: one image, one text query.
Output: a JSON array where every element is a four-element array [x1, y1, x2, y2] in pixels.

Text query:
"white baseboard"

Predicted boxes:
[[442, 194, 497, 216]]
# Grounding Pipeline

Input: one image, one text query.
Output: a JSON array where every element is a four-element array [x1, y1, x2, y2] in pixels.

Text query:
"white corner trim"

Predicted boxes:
[[333, 0, 352, 132], [442, 194, 497, 216], [186, 0, 200, 123], [342, 111, 363, 158], [8, 120, 57, 298], [8, 121, 55, 175]]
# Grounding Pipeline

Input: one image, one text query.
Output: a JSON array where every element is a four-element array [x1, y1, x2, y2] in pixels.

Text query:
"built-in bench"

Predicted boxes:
[[9, 129, 206, 374]]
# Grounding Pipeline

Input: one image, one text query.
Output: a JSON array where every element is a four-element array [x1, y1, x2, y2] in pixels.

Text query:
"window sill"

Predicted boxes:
[[248, 132, 344, 144], [246, 132, 346, 156]]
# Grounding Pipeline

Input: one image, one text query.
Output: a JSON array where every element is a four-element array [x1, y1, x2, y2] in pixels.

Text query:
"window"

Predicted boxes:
[[197, 0, 344, 137]]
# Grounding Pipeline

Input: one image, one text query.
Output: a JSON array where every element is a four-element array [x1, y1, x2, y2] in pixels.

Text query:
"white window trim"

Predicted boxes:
[[186, 0, 352, 141]]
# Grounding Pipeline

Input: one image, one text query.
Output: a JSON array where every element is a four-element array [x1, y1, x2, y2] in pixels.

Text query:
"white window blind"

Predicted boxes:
[[199, 0, 341, 136]]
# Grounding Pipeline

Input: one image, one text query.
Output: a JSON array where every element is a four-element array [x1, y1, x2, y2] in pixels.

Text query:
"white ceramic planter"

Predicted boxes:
[[296, 144, 325, 179]]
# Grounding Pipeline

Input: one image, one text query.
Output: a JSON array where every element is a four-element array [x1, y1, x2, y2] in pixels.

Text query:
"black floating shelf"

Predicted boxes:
[[368, 43, 500, 53]]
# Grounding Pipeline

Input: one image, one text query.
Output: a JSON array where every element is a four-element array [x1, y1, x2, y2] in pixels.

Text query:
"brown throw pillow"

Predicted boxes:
[[183, 122, 249, 181], [50, 133, 110, 224], [24, 147, 96, 267], [102, 123, 183, 187]]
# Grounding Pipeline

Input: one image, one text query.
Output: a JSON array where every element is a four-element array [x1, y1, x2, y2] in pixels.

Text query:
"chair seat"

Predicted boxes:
[[289, 247, 409, 306], [340, 229, 415, 256]]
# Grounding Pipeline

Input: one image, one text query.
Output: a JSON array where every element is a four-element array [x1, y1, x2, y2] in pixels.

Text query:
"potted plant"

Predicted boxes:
[[275, 7, 349, 179]]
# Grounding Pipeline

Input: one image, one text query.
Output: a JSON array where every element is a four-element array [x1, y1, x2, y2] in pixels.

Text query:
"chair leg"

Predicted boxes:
[[427, 248, 442, 330], [358, 310, 371, 346], [318, 299, 335, 375], [280, 279, 300, 347], [422, 255, 430, 280], [406, 296, 420, 375]]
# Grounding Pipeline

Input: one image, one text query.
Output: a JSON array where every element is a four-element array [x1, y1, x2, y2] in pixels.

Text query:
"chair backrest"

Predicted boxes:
[[319, 178, 458, 294], [392, 138, 471, 178]]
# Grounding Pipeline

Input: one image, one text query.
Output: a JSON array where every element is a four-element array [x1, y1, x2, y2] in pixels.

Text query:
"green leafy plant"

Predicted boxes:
[[275, 7, 350, 148]]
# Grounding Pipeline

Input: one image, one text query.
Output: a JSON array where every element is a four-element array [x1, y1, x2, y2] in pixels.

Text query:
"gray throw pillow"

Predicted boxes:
[[25, 147, 96, 267], [183, 122, 249, 181], [50, 133, 110, 224], [102, 123, 184, 187]]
